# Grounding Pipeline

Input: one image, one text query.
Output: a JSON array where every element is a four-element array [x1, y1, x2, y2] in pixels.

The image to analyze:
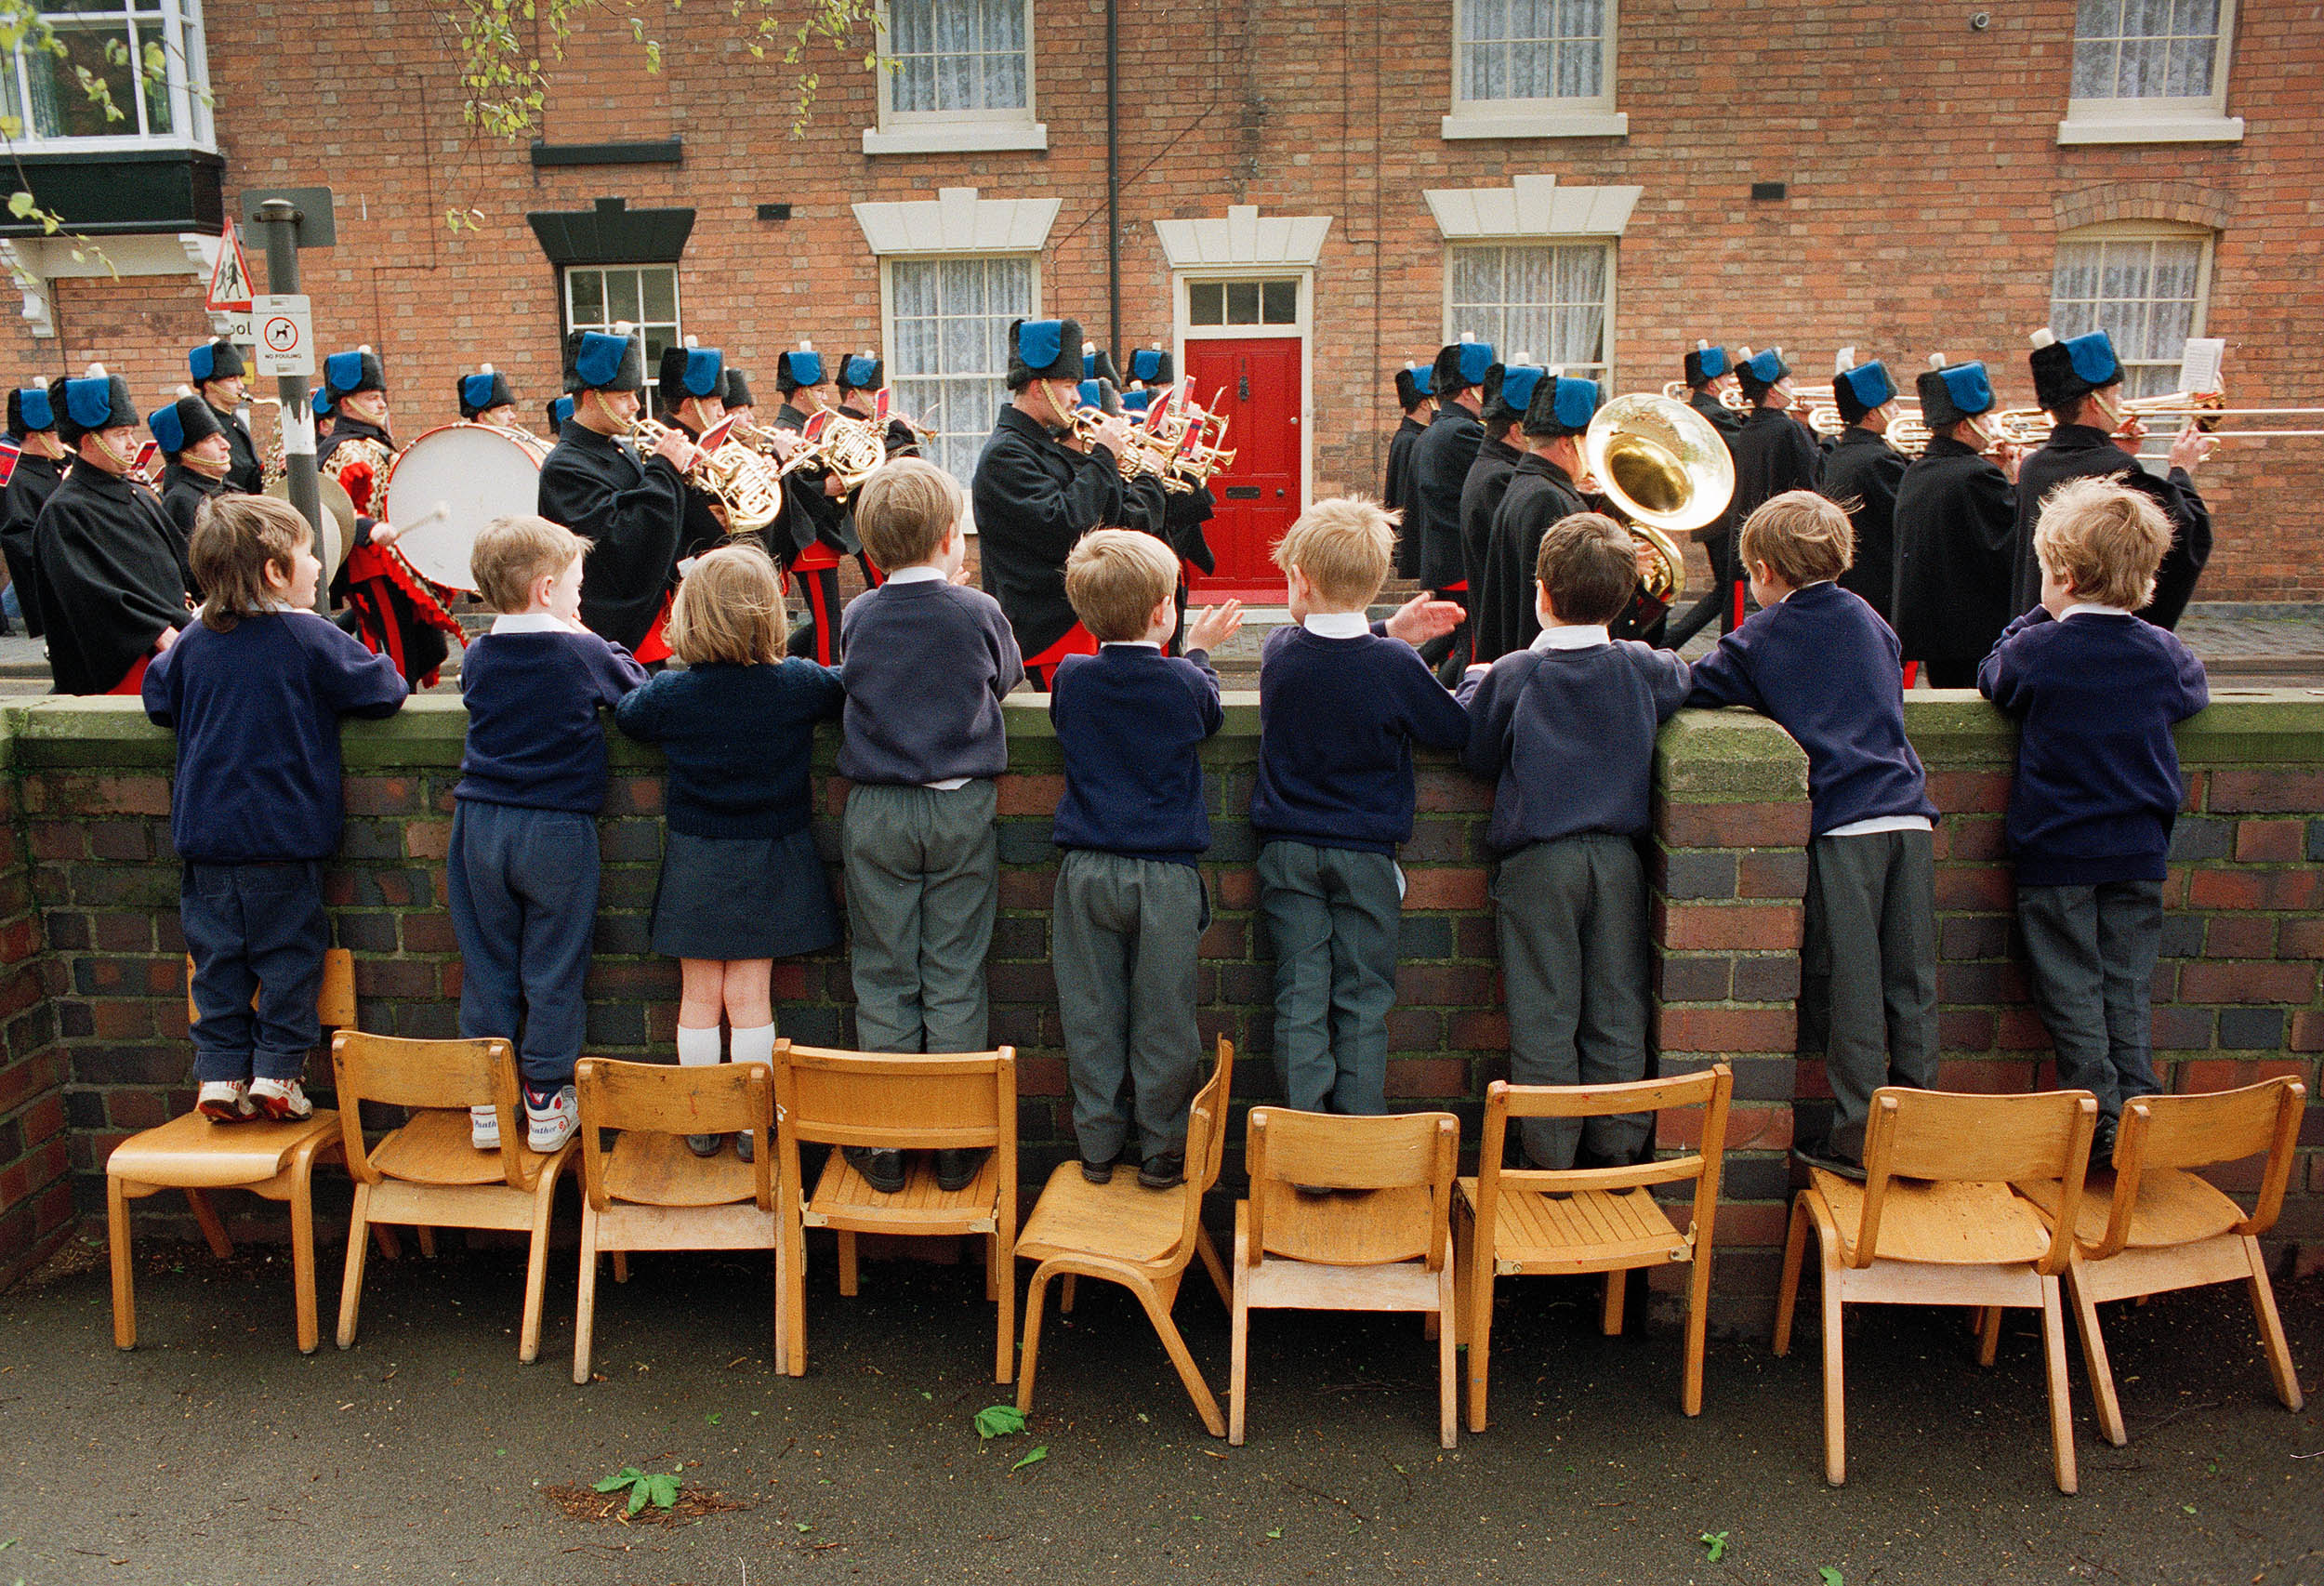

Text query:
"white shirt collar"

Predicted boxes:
[[1530, 623, 1610, 652], [2061, 601, 2133, 620], [1301, 611, 1371, 638], [491, 612, 572, 634], [885, 564, 948, 585], [1103, 640, 1162, 649]]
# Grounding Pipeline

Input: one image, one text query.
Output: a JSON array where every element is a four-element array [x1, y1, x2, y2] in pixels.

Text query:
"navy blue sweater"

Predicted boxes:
[[456, 626, 649, 813], [838, 576, 1023, 786], [142, 608, 408, 864], [1252, 625, 1472, 854], [1685, 580, 1937, 836], [614, 658, 845, 839], [1050, 644, 1222, 864], [1979, 607, 2208, 886], [1458, 639, 1691, 852]]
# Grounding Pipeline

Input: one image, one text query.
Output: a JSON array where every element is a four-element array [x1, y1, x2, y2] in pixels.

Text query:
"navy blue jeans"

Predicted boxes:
[[448, 800, 601, 1090], [180, 861, 329, 1084]]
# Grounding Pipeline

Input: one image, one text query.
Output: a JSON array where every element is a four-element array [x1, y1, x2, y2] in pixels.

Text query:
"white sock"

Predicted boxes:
[[677, 1024, 723, 1067], [729, 1024, 777, 1071]]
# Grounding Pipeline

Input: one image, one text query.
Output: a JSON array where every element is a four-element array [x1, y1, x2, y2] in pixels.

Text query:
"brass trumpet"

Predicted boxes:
[[633, 416, 785, 535]]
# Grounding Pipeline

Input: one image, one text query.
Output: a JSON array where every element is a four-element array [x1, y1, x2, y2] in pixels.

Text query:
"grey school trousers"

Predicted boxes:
[[1259, 839, 1402, 1117], [1051, 850, 1206, 1164], [842, 781, 998, 1054], [2016, 879, 2165, 1122], [1801, 828, 1940, 1159], [1494, 834, 1654, 1170]]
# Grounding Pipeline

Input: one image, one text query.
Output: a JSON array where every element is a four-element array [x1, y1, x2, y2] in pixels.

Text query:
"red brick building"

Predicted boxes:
[[2, 0, 2317, 599]]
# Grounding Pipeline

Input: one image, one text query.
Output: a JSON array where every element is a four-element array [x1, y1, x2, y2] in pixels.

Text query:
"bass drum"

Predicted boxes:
[[264, 469, 356, 586], [379, 423, 550, 593]]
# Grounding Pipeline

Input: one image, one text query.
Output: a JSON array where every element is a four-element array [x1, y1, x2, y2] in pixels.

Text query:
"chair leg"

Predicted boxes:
[[838, 1230, 859, 1297], [184, 1186, 232, 1260], [573, 1209, 600, 1386], [288, 1158, 320, 1355], [1133, 1276, 1226, 1439], [107, 1175, 138, 1351], [1682, 1250, 1713, 1418], [611, 1250, 628, 1284], [337, 1181, 374, 1351], [1976, 1304, 2004, 1368], [371, 1223, 401, 1261], [2040, 1275, 2079, 1495], [517, 1177, 557, 1366], [1773, 1192, 1811, 1356], [1817, 1230, 1847, 1487], [1059, 1273, 1077, 1315], [1228, 1224, 1250, 1447], [2244, 1236, 2304, 1413], [1601, 1268, 1628, 1338], [416, 1226, 439, 1260], [1015, 1264, 1055, 1417], [1436, 1267, 1459, 1450], [1463, 1258, 1496, 1435], [1195, 1223, 1231, 1308], [995, 1234, 1015, 1386], [783, 1217, 809, 1379], [2063, 1262, 2126, 1447]]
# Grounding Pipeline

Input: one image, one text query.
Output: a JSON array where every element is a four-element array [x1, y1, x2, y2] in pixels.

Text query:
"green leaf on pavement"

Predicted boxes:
[[1010, 1445, 1049, 1473], [974, 1405, 1028, 1439], [1699, 1530, 1729, 1563]]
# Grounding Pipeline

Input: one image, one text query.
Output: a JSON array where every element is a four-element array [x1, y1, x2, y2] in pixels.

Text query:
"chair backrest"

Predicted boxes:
[[330, 1029, 536, 1190], [1244, 1107, 1459, 1269], [574, 1055, 775, 1213], [2094, 1077, 2307, 1256], [1162, 1038, 1235, 1265], [1472, 1065, 1734, 1247], [773, 1043, 1016, 1153], [186, 947, 357, 1031], [1858, 1086, 2095, 1274]]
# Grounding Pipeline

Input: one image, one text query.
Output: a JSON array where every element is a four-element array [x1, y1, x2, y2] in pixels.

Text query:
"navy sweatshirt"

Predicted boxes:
[[1050, 644, 1223, 864], [456, 625, 650, 813], [1978, 607, 2209, 886], [838, 575, 1023, 785], [1458, 638, 1691, 852], [1252, 624, 1472, 854], [142, 608, 408, 864], [614, 658, 845, 839], [1685, 580, 1938, 836]]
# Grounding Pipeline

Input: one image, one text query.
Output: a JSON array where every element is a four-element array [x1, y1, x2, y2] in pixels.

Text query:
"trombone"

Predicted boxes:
[[2117, 390, 2324, 440]]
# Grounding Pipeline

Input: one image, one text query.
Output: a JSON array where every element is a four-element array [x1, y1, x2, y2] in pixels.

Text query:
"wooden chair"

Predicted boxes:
[[1015, 1038, 1235, 1434], [773, 1042, 1019, 1383], [1230, 1107, 1461, 1448], [1775, 1086, 2096, 1493], [1454, 1064, 1734, 1432], [330, 1031, 577, 1362], [2014, 1077, 2306, 1447], [570, 1054, 780, 1383], [106, 947, 358, 1354]]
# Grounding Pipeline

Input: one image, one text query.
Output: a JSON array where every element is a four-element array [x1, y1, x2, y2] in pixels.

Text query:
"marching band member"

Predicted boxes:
[[3, 384, 68, 637], [1662, 339, 1747, 648], [319, 348, 463, 688], [456, 364, 521, 430], [545, 394, 574, 432], [1458, 358, 1542, 659], [720, 368, 755, 427], [1386, 361, 1432, 579], [1714, 346, 1819, 634], [837, 350, 920, 461], [188, 337, 263, 494], [2014, 328, 2213, 630], [1683, 340, 1746, 438], [538, 326, 691, 657], [1816, 353, 1908, 626], [1893, 358, 2020, 686], [1409, 335, 1494, 674], [771, 342, 859, 665], [656, 337, 733, 575], [149, 392, 233, 553], [1474, 373, 1599, 663], [29, 366, 191, 694], [971, 316, 1130, 689]]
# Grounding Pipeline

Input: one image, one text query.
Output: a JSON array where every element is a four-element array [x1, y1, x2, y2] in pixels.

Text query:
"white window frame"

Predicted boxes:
[[0, 0, 212, 152], [1443, 0, 1626, 140], [1171, 267, 1318, 531], [864, 0, 1047, 156], [1441, 240, 1618, 391], [2048, 219, 2215, 404], [2058, 0, 2242, 145], [879, 251, 1042, 511], [561, 263, 683, 405]]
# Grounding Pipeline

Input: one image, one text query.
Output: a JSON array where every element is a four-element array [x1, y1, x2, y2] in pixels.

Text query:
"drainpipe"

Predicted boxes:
[[1106, 0, 1121, 363]]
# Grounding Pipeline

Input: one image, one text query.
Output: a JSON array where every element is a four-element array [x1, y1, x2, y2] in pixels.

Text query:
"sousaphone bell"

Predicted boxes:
[[1581, 392, 1735, 630]]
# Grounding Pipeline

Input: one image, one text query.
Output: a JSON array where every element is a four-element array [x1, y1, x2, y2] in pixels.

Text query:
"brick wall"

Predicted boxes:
[[5, 1, 2320, 597], [4, 691, 2318, 1331], [0, 715, 69, 1289]]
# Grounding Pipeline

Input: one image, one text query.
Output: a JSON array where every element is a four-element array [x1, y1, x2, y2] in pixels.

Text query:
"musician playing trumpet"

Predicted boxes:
[[656, 339, 736, 576], [188, 337, 263, 495], [771, 343, 861, 666], [1473, 374, 1599, 664], [1816, 354, 1908, 628], [320, 348, 465, 689], [1893, 358, 2022, 687]]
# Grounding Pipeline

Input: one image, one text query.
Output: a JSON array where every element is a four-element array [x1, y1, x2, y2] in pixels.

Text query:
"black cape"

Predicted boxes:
[[771, 402, 860, 562], [1474, 453, 1590, 665], [2, 452, 66, 637], [971, 404, 1125, 657], [1385, 414, 1428, 578], [1408, 405, 1484, 592], [669, 414, 737, 565], [1729, 406, 1823, 528], [538, 418, 687, 652], [211, 399, 262, 495], [2010, 423, 2212, 631], [159, 462, 231, 549], [1688, 390, 1746, 440], [31, 464, 190, 694], [1817, 426, 1909, 625], [1891, 435, 2017, 666], [1458, 434, 1524, 603], [1166, 483, 1216, 578]]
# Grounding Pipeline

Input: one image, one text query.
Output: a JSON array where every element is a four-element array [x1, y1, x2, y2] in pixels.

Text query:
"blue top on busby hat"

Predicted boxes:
[[1082, 346, 1123, 389], [838, 353, 884, 393], [1521, 374, 1602, 439], [547, 395, 575, 430], [1006, 318, 1083, 390], [656, 342, 724, 403], [1431, 337, 1497, 397], [52, 370, 136, 442], [1736, 346, 1789, 399], [720, 368, 754, 410], [148, 393, 222, 457], [188, 338, 244, 386], [565, 329, 644, 393], [1684, 341, 1729, 387], [776, 346, 825, 393], [323, 349, 386, 401], [2029, 328, 2122, 414], [1915, 359, 1996, 430], [1393, 363, 1427, 412], [1832, 360, 1896, 426], [1077, 378, 1123, 416], [1129, 347, 1171, 386], [1482, 363, 1547, 427], [457, 366, 516, 421], [1121, 388, 1154, 415], [7, 385, 55, 439]]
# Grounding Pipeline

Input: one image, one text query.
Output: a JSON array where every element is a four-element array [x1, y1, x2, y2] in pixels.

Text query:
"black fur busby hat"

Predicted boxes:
[[1081, 343, 1123, 389], [1683, 339, 1730, 388], [1006, 319, 1083, 390], [188, 337, 245, 386], [1393, 362, 1428, 412], [7, 384, 56, 440], [323, 347, 387, 403], [656, 339, 725, 408], [564, 328, 645, 394], [50, 365, 137, 443], [776, 342, 826, 394], [546, 395, 575, 430], [1916, 355, 1997, 430], [1127, 346, 1172, 388], [838, 351, 884, 393], [1830, 351, 1897, 426], [148, 392, 224, 456], [2029, 328, 2122, 415], [720, 368, 755, 411], [1735, 346, 1789, 402], [1482, 362, 1547, 428], [457, 365, 516, 421], [1520, 373, 1602, 440], [1431, 336, 1496, 398]]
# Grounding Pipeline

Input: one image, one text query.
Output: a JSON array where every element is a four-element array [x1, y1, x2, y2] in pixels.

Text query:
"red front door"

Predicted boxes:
[[1182, 337, 1301, 596]]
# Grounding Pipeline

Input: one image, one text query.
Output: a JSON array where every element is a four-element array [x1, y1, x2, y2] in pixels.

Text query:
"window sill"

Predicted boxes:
[[2055, 111, 2243, 145], [863, 122, 1050, 155], [1440, 107, 1628, 140]]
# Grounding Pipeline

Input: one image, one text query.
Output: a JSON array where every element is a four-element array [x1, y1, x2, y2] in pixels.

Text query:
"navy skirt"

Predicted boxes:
[[650, 828, 841, 961]]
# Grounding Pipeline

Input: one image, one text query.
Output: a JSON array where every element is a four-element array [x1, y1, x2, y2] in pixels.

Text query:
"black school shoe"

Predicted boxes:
[[686, 1133, 722, 1158], [1138, 1153, 1185, 1191], [1079, 1156, 1115, 1185], [935, 1148, 988, 1193], [2089, 1116, 2119, 1172], [844, 1145, 907, 1194], [1792, 1138, 1868, 1183]]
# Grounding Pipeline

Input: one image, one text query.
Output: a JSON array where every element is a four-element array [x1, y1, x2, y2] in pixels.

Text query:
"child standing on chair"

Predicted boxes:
[[1459, 514, 1690, 1169], [838, 459, 1023, 1195], [616, 543, 844, 1162], [452, 514, 648, 1153], [142, 495, 407, 1123], [1686, 491, 1939, 1178], [1050, 528, 1241, 1188], [1252, 497, 1470, 1117], [1981, 477, 2207, 1168]]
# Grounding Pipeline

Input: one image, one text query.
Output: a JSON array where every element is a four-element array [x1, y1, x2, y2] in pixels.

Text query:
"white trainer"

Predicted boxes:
[[247, 1077, 313, 1121], [196, 1079, 254, 1123], [525, 1085, 578, 1153], [469, 1104, 501, 1151]]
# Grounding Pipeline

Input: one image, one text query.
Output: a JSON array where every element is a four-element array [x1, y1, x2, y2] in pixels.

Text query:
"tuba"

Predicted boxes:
[[633, 416, 785, 536], [1581, 393, 1736, 629]]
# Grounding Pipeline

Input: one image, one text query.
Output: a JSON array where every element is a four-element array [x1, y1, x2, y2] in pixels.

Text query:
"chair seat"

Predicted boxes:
[[108, 1110, 341, 1189], [806, 1143, 997, 1231], [1812, 1169, 2052, 1266], [2014, 1167, 2244, 1251], [371, 1109, 507, 1186], [1018, 1162, 1189, 1267], [1457, 1177, 1687, 1271], [605, 1130, 759, 1209]]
